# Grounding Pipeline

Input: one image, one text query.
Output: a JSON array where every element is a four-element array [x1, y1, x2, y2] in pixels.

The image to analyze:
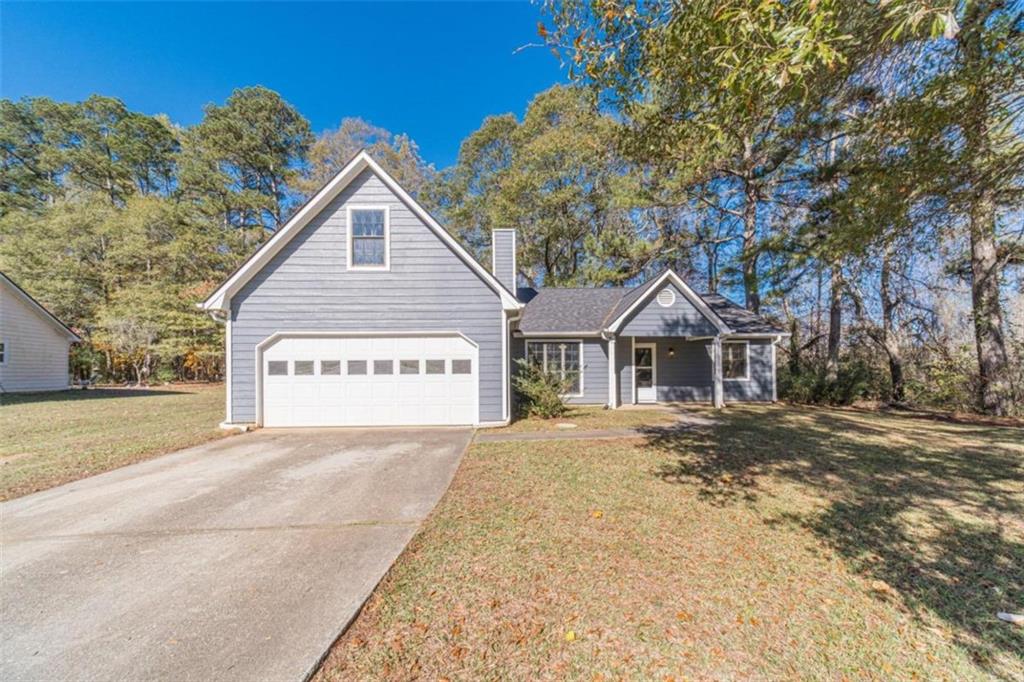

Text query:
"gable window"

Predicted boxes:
[[723, 342, 749, 380], [347, 206, 389, 269], [526, 341, 582, 396]]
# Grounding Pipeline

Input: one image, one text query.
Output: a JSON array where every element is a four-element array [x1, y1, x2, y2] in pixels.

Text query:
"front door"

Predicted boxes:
[[634, 343, 656, 403]]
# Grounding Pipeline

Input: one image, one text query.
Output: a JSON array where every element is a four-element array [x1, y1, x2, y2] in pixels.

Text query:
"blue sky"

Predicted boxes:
[[1, 1, 568, 168]]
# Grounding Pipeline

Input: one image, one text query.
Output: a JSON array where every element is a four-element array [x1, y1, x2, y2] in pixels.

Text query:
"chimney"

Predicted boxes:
[[491, 229, 517, 294]]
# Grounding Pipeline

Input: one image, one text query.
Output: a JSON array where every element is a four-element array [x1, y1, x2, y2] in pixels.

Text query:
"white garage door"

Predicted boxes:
[[261, 334, 478, 427]]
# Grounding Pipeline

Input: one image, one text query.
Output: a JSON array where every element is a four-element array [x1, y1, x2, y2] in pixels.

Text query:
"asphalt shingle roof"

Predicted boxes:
[[516, 277, 785, 335]]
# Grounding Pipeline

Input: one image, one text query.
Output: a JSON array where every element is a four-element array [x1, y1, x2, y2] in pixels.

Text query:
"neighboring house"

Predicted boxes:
[[201, 151, 786, 428], [0, 273, 81, 394]]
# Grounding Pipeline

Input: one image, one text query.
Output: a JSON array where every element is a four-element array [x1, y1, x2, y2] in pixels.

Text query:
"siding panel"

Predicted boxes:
[[492, 231, 516, 293], [0, 283, 73, 393], [230, 169, 505, 423], [620, 283, 718, 337]]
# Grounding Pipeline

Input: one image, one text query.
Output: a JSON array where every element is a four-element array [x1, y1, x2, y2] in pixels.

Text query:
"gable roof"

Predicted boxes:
[[517, 287, 628, 335], [200, 150, 523, 312], [0, 272, 81, 342], [515, 270, 786, 336], [701, 294, 786, 334], [604, 270, 731, 334]]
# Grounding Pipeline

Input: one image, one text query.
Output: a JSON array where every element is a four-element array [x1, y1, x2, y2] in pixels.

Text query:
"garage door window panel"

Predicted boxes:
[[425, 359, 445, 374], [374, 359, 394, 375], [294, 361, 315, 376], [400, 359, 420, 374], [452, 359, 472, 374], [320, 360, 341, 375], [348, 360, 367, 375], [267, 360, 288, 376]]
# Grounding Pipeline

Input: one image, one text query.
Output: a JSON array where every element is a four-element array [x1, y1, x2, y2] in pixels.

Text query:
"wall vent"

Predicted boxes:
[[656, 288, 676, 307]]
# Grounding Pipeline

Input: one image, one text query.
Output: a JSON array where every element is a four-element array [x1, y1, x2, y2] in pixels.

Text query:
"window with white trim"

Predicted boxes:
[[526, 341, 582, 395], [0, 340, 5, 364], [723, 342, 749, 380], [348, 207, 388, 268]]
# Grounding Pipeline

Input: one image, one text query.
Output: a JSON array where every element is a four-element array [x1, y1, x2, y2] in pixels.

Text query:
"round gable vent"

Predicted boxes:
[[656, 288, 676, 307]]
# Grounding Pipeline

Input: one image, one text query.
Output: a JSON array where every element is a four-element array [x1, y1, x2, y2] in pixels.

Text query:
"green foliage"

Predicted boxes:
[[437, 85, 648, 285], [512, 358, 571, 419]]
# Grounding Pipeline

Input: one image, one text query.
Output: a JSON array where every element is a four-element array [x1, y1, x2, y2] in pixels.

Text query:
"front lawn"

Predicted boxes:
[[317, 405, 1023, 680], [0, 384, 228, 500]]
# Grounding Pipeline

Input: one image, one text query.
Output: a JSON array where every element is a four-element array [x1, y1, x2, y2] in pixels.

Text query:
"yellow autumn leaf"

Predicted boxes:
[[591, 510, 604, 519], [565, 630, 576, 642]]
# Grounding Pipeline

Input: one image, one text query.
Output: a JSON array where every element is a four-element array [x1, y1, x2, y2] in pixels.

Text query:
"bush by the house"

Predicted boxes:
[[512, 358, 572, 419]]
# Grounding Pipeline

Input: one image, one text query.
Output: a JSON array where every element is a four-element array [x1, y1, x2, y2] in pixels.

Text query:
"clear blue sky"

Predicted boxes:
[[1, 1, 568, 168]]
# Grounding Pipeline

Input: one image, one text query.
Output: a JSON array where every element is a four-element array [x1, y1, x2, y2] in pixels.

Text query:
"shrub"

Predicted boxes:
[[512, 358, 572, 419]]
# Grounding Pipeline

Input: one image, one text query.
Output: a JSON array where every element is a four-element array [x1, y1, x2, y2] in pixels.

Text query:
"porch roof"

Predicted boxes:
[[516, 279, 785, 336]]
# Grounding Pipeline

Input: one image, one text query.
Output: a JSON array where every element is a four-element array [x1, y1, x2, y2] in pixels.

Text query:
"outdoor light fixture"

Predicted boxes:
[[668, 347, 675, 357]]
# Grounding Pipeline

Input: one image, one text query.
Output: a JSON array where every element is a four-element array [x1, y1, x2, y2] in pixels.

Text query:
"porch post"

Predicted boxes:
[[712, 336, 725, 408], [607, 336, 618, 408]]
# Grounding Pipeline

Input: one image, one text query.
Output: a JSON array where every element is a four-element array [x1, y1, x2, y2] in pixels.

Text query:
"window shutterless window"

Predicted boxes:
[[722, 342, 749, 380], [347, 206, 389, 269], [0, 340, 5, 364], [267, 360, 288, 376], [525, 341, 582, 395]]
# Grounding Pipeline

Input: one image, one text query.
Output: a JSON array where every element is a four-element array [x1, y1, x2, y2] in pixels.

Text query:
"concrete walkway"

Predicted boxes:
[[2, 427, 471, 682], [476, 411, 717, 442]]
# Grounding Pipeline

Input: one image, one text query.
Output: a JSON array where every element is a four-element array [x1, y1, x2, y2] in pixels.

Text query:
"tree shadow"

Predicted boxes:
[[641, 405, 1024, 678], [0, 388, 195, 406]]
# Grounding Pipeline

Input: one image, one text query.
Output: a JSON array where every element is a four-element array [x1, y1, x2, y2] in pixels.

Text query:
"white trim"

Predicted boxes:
[[501, 310, 509, 421], [0, 274, 81, 342], [518, 331, 604, 338], [633, 342, 657, 403], [605, 270, 731, 335], [200, 151, 522, 312], [771, 338, 778, 402], [723, 333, 791, 339], [254, 330, 481, 427], [224, 315, 232, 423], [346, 204, 390, 271], [607, 336, 617, 408], [525, 338, 584, 398], [722, 340, 751, 382], [712, 337, 724, 408], [630, 336, 636, 404]]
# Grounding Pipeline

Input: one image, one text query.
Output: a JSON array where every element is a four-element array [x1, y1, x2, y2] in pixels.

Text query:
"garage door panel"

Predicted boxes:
[[262, 334, 479, 427]]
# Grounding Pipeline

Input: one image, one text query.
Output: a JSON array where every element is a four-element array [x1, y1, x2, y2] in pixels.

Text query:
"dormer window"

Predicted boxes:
[[347, 205, 389, 270]]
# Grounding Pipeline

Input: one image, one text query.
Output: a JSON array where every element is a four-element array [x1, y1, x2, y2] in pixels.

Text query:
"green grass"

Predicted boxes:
[[317, 404, 1023, 681], [0, 384, 228, 500], [496, 405, 677, 432]]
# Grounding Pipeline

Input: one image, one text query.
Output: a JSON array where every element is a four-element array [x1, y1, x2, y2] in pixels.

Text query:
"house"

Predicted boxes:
[[200, 151, 785, 428], [0, 273, 81, 393]]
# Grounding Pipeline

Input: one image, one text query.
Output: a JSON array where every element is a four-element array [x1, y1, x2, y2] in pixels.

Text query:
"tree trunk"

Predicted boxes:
[[825, 265, 842, 382], [969, 195, 1012, 414], [879, 249, 905, 403], [961, 1, 1013, 415], [740, 136, 760, 313]]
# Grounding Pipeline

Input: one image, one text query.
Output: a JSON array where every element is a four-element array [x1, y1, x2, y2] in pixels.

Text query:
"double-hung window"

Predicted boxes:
[[347, 206, 389, 269], [526, 341, 582, 396], [722, 341, 749, 380]]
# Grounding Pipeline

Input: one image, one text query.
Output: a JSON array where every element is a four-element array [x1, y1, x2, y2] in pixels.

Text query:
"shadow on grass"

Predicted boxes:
[[0, 388, 195, 406], [641, 405, 1024, 678]]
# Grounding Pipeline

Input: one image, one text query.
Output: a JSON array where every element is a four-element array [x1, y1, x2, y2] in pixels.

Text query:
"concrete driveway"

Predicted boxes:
[[1, 427, 471, 682]]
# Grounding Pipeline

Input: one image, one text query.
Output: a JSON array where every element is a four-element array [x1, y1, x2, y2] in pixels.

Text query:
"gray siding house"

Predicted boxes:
[[201, 151, 785, 428]]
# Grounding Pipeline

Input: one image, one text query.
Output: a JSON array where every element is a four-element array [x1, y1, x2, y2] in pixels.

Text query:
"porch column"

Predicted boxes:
[[607, 336, 618, 408], [712, 336, 725, 408]]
